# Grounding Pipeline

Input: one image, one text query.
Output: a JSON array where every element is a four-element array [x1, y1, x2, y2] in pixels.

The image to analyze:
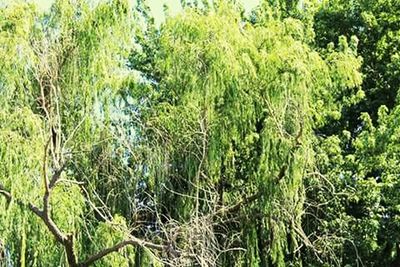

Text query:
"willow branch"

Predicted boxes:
[[78, 237, 167, 267], [214, 191, 261, 216], [0, 186, 11, 202], [43, 138, 51, 214], [0, 170, 77, 265], [49, 164, 67, 189], [0, 183, 42, 221]]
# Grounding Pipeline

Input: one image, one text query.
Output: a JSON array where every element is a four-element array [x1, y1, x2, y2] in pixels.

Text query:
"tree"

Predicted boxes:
[[130, 1, 362, 266], [301, 1, 400, 266], [0, 0, 369, 266], [314, 0, 400, 133], [0, 1, 168, 266]]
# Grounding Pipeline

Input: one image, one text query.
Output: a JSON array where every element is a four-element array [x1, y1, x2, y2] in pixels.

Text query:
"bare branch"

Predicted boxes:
[[49, 164, 67, 189], [0, 183, 42, 217], [0, 188, 11, 203], [0, 174, 77, 265], [214, 191, 261, 216], [78, 237, 167, 267]]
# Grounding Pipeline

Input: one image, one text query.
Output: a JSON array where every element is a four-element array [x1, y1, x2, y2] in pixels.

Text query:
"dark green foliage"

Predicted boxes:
[[303, 1, 400, 266], [314, 0, 400, 133]]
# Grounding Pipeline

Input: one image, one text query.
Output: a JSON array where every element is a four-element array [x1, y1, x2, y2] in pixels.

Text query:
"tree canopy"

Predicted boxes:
[[0, 0, 399, 266]]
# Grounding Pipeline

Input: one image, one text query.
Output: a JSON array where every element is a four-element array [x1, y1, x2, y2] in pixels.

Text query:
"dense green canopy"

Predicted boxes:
[[0, 0, 399, 266]]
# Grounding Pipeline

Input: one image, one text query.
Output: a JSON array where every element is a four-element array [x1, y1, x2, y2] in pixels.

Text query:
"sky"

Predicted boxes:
[[147, 0, 260, 24], [33, 0, 261, 24]]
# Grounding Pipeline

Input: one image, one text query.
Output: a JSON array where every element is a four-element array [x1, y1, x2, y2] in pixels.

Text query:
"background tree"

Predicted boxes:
[[302, 1, 400, 266]]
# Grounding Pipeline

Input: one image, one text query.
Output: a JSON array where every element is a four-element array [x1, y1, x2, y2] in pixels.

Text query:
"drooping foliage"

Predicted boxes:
[[1, 0, 399, 266], [0, 0, 138, 265], [129, 2, 362, 266]]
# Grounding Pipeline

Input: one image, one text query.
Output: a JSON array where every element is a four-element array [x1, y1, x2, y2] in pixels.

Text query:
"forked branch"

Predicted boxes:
[[0, 179, 168, 267]]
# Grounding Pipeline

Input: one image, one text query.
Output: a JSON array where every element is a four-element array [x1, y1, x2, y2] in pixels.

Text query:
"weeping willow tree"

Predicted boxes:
[[0, 0, 168, 266], [130, 1, 362, 266], [0, 0, 364, 266]]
